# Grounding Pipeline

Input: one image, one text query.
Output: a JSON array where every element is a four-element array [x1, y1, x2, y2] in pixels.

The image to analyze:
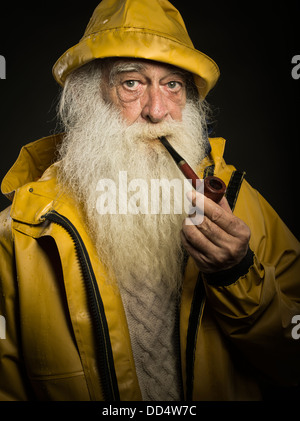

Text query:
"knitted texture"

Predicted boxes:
[[120, 280, 181, 401]]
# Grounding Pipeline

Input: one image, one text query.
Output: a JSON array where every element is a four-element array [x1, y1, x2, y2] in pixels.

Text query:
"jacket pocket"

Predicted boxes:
[[29, 371, 91, 401]]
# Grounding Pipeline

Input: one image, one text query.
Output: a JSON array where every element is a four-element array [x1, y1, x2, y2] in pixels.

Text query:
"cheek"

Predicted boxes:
[[166, 91, 186, 121], [168, 103, 184, 121], [108, 88, 142, 124], [120, 101, 143, 124]]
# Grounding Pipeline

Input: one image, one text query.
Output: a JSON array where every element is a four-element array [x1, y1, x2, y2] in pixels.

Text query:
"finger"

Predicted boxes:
[[182, 220, 223, 255], [217, 196, 232, 213], [187, 189, 231, 216], [180, 230, 226, 273], [187, 190, 242, 236], [194, 215, 230, 248], [183, 214, 232, 253], [180, 230, 209, 270], [186, 189, 231, 211]]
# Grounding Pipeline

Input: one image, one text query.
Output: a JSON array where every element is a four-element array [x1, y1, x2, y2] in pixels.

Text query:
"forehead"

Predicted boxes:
[[107, 58, 189, 79]]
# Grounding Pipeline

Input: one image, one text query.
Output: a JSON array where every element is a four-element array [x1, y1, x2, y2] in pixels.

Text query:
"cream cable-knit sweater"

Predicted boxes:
[[120, 280, 181, 401]]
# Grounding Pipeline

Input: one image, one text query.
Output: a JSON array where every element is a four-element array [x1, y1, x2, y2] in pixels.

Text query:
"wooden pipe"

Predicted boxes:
[[203, 176, 226, 203], [159, 136, 226, 203]]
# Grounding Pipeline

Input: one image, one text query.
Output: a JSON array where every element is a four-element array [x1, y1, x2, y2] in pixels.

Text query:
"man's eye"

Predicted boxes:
[[123, 80, 139, 89], [167, 81, 182, 90]]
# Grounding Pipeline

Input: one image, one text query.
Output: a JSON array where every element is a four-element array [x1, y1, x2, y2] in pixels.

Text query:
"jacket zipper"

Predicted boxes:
[[185, 274, 205, 401], [43, 210, 120, 401]]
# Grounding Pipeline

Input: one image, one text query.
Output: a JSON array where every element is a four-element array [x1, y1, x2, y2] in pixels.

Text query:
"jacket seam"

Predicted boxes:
[[28, 370, 86, 381]]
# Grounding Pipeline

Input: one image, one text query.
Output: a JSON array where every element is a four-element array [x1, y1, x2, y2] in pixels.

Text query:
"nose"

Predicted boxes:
[[141, 85, 168, 123]]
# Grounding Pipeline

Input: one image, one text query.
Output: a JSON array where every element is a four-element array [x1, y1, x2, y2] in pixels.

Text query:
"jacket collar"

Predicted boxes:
[[1, 134, 63, 201], [199, 136, 226, 176]]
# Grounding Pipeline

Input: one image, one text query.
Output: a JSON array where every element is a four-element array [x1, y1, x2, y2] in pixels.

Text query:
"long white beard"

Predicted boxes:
[[56, 68, 208, 295]]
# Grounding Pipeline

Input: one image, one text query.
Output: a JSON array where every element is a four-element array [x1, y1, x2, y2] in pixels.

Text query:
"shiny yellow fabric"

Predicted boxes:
[[0, 135, 300, 400], [52, 0, 220, 97]]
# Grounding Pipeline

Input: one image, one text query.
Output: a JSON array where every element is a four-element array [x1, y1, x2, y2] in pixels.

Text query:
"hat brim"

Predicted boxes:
[[53, 28, 220, 98]]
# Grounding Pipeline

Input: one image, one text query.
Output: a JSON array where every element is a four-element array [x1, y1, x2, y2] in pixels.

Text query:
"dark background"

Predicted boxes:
[[0, 0, 299, 401], [0, 0, 299, 242]]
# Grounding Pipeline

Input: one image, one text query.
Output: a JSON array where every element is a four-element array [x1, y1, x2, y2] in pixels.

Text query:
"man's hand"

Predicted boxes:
[[181, 190, 251, 274]]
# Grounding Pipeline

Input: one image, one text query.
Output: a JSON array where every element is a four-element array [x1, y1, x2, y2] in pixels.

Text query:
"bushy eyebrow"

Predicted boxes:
[[161, 70, 187, 80], [109, 62, 146, 85], [108, 61, 189, 86]]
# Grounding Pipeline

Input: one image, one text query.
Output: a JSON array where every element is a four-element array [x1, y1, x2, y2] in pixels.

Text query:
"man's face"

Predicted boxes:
[[101, 59, 187, 125]]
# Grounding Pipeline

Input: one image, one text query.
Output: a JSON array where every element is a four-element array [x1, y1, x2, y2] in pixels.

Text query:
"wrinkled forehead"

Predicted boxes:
[[103, 58, 193, 84]]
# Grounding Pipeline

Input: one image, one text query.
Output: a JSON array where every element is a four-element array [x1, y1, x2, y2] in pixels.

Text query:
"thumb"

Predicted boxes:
[[218, 196, 232, 213]]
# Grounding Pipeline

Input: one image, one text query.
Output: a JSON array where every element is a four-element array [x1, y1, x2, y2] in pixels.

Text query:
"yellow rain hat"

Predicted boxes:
[[53, 0, 220, 98]]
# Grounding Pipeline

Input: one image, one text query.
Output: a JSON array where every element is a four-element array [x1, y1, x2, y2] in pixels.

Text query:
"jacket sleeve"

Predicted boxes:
[[0, 206, 31, 400], [203, 179, 300, 387]]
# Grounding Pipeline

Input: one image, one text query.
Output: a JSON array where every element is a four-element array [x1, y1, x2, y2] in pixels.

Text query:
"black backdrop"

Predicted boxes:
[[0, 0, 300, 403], [0, 1, 299, 239]]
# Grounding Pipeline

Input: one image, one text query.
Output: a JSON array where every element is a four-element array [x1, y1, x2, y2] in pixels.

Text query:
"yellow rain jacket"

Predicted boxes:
[[1, 0, 300, 401], [0, 135, 299, 400]]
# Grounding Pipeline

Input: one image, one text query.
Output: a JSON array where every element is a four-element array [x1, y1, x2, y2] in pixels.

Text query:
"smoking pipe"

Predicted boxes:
[[159, 136, 226, 203]]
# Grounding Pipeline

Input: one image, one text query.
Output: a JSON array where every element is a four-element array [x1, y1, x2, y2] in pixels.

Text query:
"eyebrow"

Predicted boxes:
[[109, 62, 146, 85], [108, 61, 190, 85]]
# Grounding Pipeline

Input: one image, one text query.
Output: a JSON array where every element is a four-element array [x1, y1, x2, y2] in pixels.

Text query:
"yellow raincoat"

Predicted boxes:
[[0, 0, 300, 401]]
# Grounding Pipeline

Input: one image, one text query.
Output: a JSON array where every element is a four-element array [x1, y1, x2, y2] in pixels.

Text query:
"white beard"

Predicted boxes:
[[56, 65, 209, 295]]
